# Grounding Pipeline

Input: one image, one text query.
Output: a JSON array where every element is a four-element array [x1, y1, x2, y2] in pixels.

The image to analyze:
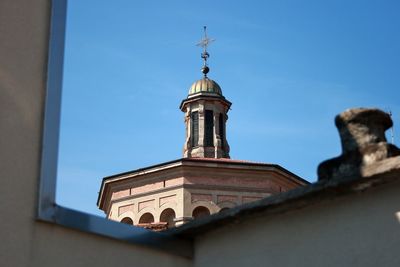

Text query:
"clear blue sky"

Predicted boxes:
[[57, 0, 400, 216]]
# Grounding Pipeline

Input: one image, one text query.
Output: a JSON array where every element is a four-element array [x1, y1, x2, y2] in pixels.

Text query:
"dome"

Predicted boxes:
[[188, 78, 222, 96]]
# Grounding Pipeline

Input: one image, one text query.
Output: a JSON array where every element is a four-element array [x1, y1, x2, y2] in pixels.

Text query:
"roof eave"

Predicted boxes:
[[97, 157, 308, 210], [179, 94, 232, 110]]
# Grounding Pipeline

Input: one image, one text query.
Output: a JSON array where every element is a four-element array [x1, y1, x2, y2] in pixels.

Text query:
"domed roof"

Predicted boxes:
[[188, 78, 222, 96]]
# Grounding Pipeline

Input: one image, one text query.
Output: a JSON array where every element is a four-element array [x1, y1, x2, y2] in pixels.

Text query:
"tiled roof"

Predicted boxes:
[[136, 222, 168, 232]]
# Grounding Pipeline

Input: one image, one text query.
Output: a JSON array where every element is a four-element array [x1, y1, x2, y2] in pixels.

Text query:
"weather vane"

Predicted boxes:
[[196, 26, 215, 77]]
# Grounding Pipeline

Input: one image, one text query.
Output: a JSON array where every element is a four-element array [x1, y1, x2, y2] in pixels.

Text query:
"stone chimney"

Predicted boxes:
[[318, 108, 400, 180]]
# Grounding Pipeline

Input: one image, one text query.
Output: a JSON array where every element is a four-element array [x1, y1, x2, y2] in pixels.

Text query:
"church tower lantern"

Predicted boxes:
[[180, 27, 231, 158]]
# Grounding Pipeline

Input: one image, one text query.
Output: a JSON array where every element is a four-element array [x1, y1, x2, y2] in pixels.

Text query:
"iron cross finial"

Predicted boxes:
[[196, 26, 215, 77]]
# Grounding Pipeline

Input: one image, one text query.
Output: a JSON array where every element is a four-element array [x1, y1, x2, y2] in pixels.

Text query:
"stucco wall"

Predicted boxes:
[[2, 1, 399, 267], [194, 179, 400, 267], [0, 1, 190, 266]]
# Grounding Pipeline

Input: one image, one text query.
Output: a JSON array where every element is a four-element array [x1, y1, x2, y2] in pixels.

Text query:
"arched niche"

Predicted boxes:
[[120, 217, 133, 225], [138, 212, 154, 224], [192, 206, 210, 219], [159, 208, 176, 228]]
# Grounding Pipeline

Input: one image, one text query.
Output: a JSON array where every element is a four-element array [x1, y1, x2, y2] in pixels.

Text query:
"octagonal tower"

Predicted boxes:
[[180, 77, 231, 158]]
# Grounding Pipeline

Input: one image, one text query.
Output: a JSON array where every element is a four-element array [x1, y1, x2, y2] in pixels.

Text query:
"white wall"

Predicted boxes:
[[1, 1, 399, 267], [0, 1, 190, 266], [194, 179, 400, 267]]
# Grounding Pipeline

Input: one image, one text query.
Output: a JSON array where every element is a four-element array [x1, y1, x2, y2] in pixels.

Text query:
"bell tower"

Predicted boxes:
[[180, 27, 231, 158]]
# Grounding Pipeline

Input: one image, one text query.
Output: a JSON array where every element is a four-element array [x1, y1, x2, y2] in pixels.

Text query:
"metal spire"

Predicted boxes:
[[196, 26, 215, 77]]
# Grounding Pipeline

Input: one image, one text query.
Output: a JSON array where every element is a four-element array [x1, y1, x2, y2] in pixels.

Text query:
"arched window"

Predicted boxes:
[[120, 217, 133, 225], [159, 208, 176, 228], [138, 212, 154, 224], [192, 206, 210, 219]]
